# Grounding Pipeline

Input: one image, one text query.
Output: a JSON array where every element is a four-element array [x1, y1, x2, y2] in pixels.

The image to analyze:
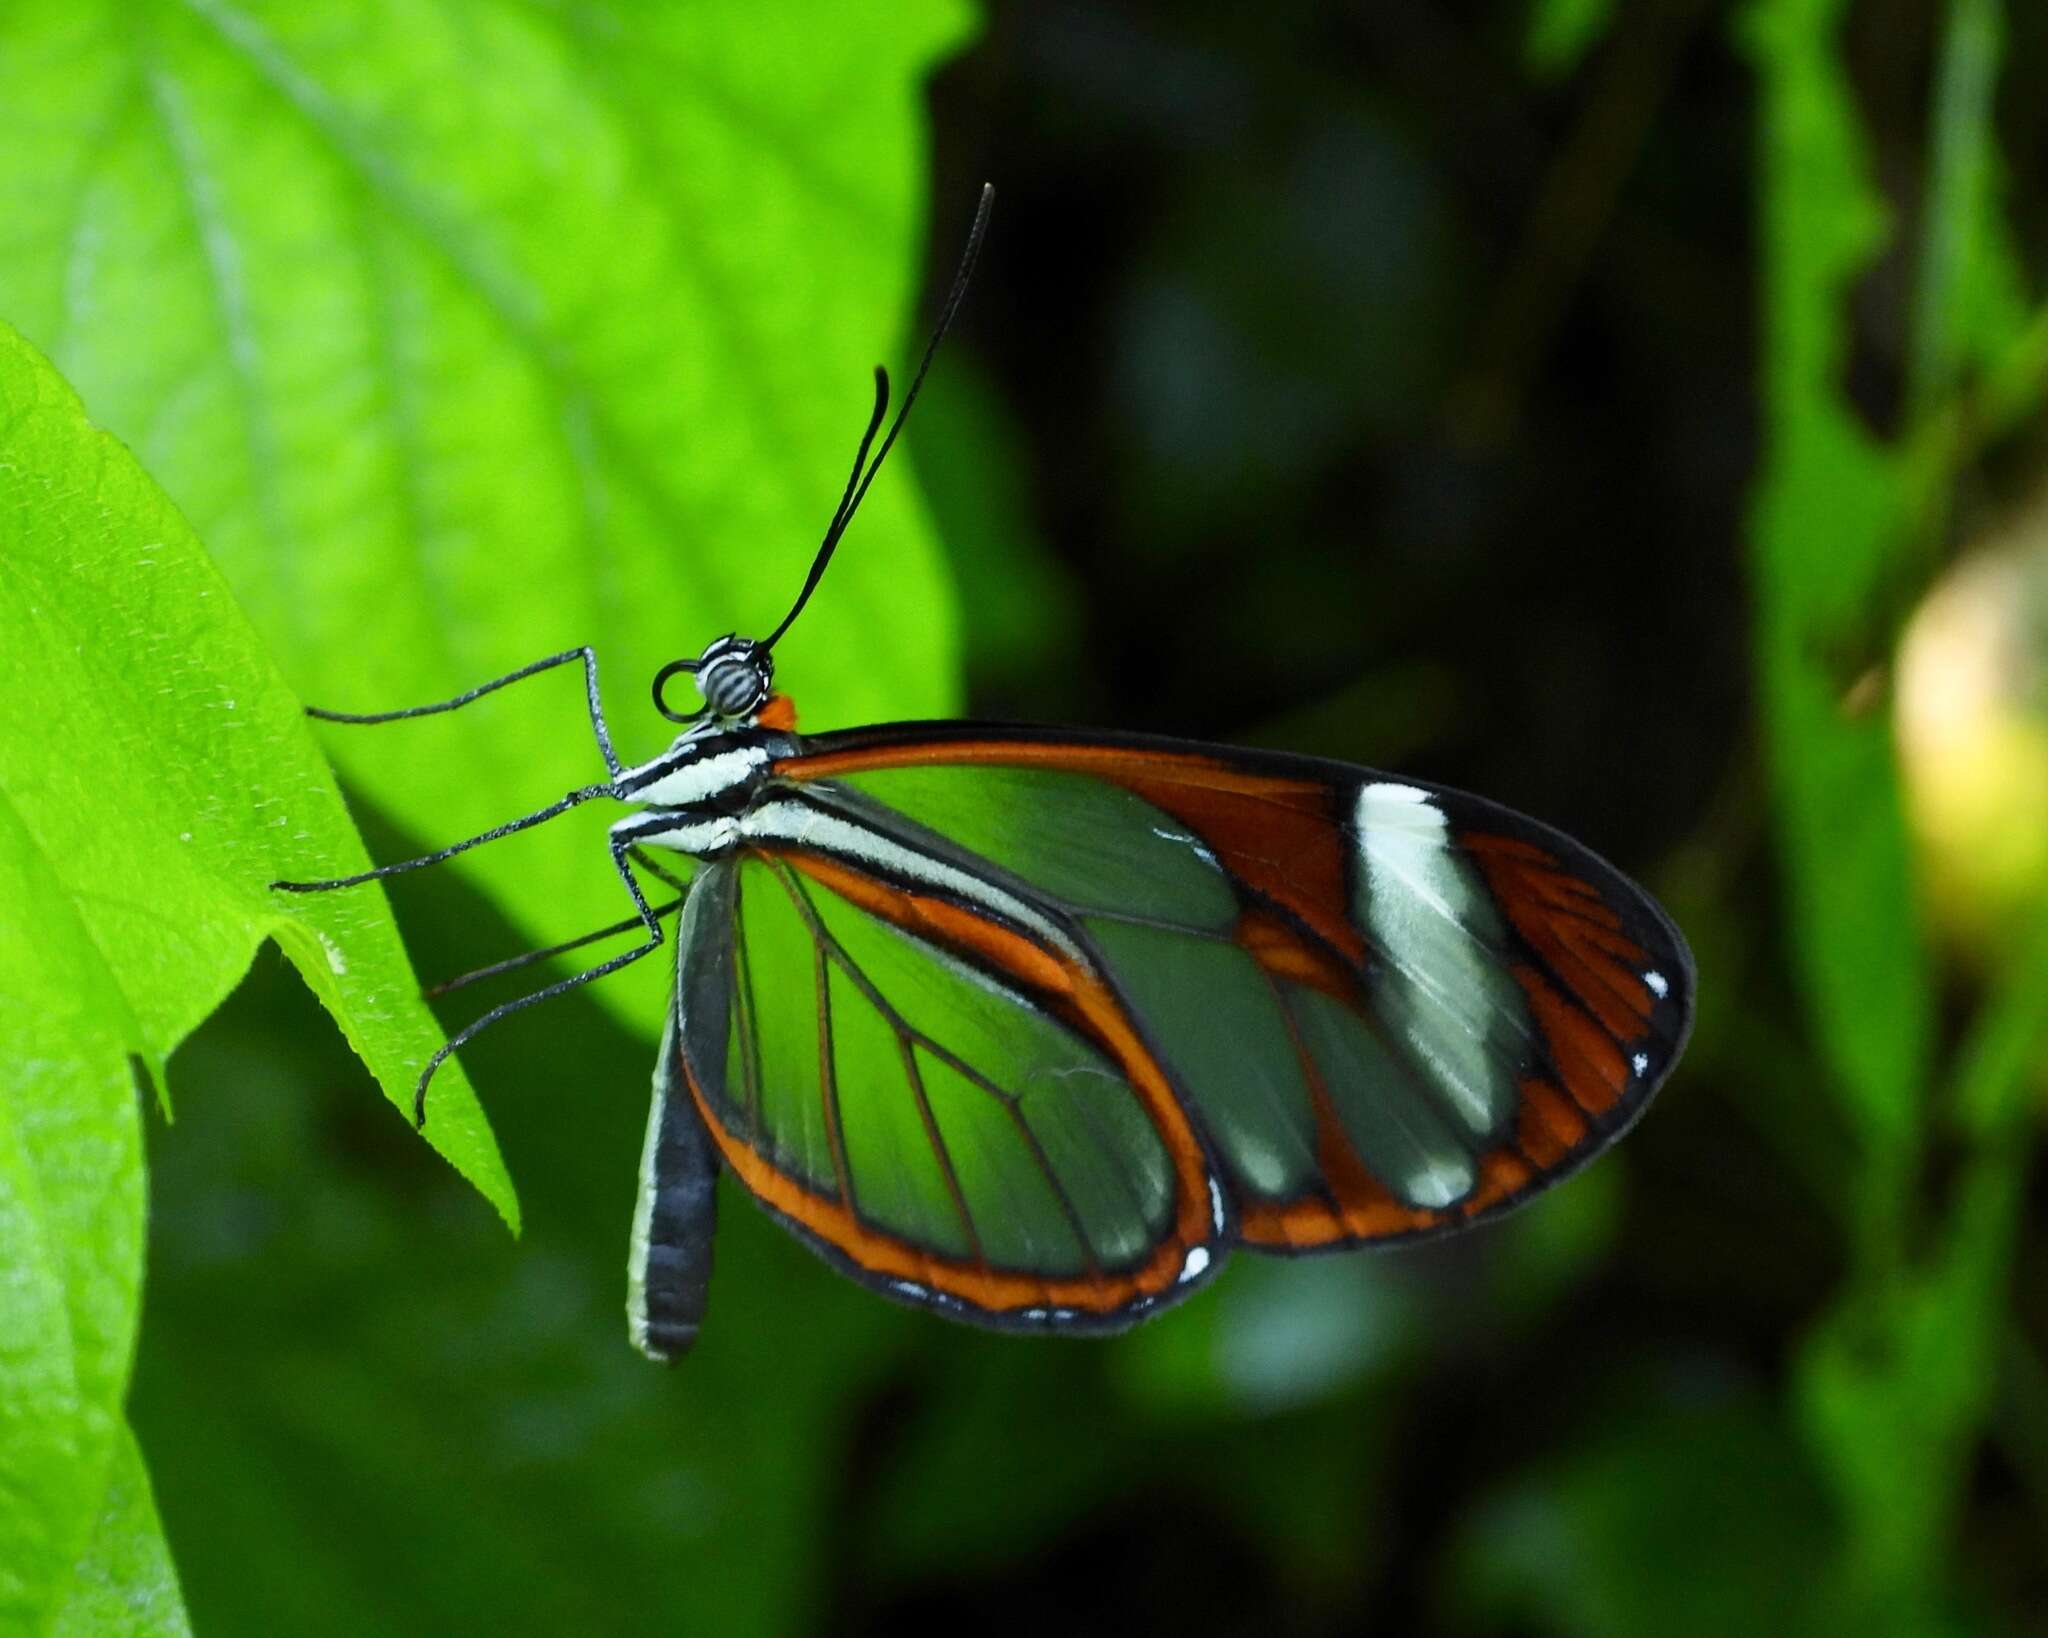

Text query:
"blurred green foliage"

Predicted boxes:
[[2, 0, 2047, 1634], [1746, 0, 2047, 1627], [1525, 0, 1619, 81]]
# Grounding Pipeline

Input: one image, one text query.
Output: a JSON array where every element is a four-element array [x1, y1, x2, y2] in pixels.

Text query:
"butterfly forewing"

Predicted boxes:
[[768, 727, 1692, 1261]]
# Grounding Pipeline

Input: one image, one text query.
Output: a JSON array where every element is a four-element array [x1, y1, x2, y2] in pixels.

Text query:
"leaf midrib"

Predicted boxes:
[[165, 0, 812, 598]]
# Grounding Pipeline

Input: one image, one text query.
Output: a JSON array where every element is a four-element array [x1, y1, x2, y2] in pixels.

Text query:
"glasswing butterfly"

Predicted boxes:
[[276, 188, 1694, 1361]]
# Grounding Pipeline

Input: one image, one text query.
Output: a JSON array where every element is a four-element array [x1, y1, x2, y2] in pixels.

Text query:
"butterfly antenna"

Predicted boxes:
[[830, 367, 891, 541], [760, 182, 994, 652]]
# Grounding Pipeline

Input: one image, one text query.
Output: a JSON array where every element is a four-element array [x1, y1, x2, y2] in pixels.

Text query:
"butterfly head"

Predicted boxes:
[[652, 634, 774, 727]]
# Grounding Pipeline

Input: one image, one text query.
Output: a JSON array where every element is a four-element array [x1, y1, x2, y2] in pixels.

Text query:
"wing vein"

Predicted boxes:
[[732, 872, 764, 1147], [1512, 930, 1657, 1058], [767, 859, 989, 1267], [895, 1034, 987, 1268], [772, 856, 1114, 1287], [815, 931, 853, 1210], [1256, 964, 1353, 1229], [999, 1101, 1104, 1281]]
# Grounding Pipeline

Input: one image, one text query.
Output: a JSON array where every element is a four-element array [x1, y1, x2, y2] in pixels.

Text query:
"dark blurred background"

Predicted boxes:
[[136, 2, 2048, 1634]]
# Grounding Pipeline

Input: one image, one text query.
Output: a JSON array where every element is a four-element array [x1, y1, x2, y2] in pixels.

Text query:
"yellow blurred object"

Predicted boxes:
[[1896, 517, 2048, 957]]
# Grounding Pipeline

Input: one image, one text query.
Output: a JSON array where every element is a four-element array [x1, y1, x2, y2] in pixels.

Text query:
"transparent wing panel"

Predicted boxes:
[[678, 851, 1190, 1295], [734, 860, 836, 1193], [828, 764, 1239, 929], [824, 964, 975, 1263], [1081, 918, 1321, 1202]]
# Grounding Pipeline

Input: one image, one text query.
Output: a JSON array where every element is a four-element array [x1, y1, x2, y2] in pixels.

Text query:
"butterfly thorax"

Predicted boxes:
[[619, 719, 794, 808]]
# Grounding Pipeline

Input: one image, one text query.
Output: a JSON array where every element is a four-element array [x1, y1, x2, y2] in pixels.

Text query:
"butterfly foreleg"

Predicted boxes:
[[303, 645, 626, 780], [270, 779, 616, 894]]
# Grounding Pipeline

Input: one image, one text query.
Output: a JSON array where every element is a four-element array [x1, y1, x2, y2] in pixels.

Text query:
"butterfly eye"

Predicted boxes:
[[696, 637, 772, 719], [651, 635, 774, 724]]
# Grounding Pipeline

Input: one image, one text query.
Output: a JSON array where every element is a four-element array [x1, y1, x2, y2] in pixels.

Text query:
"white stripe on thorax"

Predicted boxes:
[[623, 744, 769, 807], [616, 813, 738, 856]]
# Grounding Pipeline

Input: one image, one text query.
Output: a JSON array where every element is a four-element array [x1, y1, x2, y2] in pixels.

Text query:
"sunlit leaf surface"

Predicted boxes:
[[0, 0, 971, 1059], [0, 318, 524, 1632]]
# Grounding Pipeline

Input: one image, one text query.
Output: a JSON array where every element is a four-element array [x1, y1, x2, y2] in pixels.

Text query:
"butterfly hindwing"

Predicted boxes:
[[771, 726, 1692, 1261], [669, 844, 1228, 1331]]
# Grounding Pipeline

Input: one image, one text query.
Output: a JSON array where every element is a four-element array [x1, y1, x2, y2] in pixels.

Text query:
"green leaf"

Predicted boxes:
[[1796, 1174, 2022, 1621], [0, 792, 148, 1634], [1525, 0, 1619, 79], [134, 940, 904, 1638], [2, 7, 970, 1625], [1908, 0, 2028, 424], [1445, 1399, 1839, 1637], [1799, 905, 2048, 1615], [1952, 907, 2048, 1140], [1742, 1, 2044, 1622], [54, 1427, 191, 1638], [0, 0, 973, 1071], [1740, 0, 1930, 1161], [0, 314, 528, 1625], [0, 318, 515, 1212]]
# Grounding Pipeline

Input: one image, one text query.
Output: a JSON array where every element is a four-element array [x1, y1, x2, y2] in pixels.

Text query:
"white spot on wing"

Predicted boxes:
[[1355, 783, 1519, 1136], [1208, 1176, 1226, 1233], [1404, 1154, 1474, 1210], [1180, 1245, 1212, 1283], [1632, 1052, 1650, 1076], [1645, 970, 1669, 999], [1360, 782, 1434, 819]]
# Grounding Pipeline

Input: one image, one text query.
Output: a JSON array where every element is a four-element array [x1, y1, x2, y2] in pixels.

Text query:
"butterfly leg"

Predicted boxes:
[[420, 849, 692, 998], [627, 846, 691, 895], [411, 831, 669, 1127], [269, 780, 616, 893], [305, 645, 626, 780]]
